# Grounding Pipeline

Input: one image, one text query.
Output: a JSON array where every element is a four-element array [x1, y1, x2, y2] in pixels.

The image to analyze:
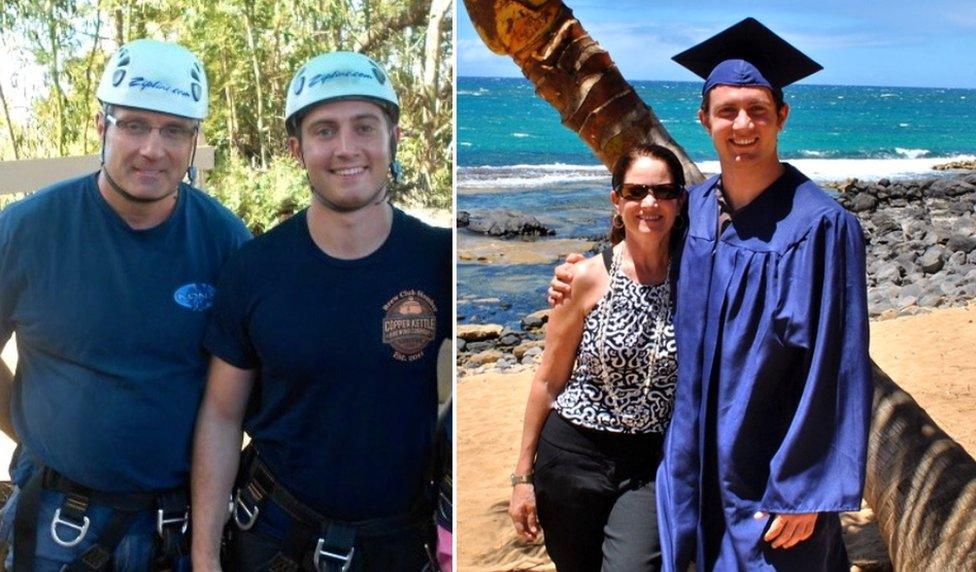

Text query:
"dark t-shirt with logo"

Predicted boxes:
[[205, 207, 450, 521], [0, 173, 250, 492]]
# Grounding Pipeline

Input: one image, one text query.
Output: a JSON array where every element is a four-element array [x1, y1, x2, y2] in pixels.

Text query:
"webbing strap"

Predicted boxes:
[[12, 467, 44, 572], [234, 450, 434, 571], [10, 464, 187, 572], [64, 510, 137, 572], [314, 522, 356, 572], [266, 518, 316, 572]]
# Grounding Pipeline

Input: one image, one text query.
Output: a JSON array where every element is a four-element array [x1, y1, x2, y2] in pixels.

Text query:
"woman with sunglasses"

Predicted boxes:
[[508, 144, 688, 571]]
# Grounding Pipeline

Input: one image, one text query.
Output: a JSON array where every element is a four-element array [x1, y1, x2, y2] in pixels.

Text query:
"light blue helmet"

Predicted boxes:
[[96, 39, 208, 120], [285, 51, 399, 135]]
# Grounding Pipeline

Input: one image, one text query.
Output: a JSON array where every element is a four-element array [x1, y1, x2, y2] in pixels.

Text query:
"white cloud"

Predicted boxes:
[[457, 38, 520, 77]]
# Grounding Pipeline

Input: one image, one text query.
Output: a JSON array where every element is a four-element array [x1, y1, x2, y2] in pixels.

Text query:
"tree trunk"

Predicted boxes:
[[220, 56, 237, 158], [463, 0, 703, 184], [423, 0, 452, 110], [113, 6, 123, 45], [46, 0, 67, 156], [242, 5, 266, 168], [82, 5, 103, 154], [358, 0, 430, 54], [0, 77, 21, 160], [865, 362, 976, 570]]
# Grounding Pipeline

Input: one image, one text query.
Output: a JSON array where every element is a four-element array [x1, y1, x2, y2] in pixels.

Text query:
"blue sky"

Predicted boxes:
[[458, 0, 976, 89]]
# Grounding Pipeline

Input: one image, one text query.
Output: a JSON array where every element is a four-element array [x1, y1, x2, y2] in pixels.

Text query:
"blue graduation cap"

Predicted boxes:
[[672, 17, 822, 95]]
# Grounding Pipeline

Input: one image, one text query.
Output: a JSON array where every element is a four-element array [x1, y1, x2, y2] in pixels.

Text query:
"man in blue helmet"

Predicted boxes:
[[190, 51, 451, 572], [549, 18, 872, 571], [0, 39, 250, 571]]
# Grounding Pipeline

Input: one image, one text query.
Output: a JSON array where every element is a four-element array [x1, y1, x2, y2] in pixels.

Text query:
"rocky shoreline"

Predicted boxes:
[[458, 170, 976, 375]]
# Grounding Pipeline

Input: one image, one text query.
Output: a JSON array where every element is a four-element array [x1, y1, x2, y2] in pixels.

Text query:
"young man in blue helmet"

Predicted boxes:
[[190, 51, 451, 572], [549, 18, 872, 571], [0, 39, 250, 571]]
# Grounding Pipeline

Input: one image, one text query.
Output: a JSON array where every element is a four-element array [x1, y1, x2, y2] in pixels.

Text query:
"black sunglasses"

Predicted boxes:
[[615, 183, 684, 201]]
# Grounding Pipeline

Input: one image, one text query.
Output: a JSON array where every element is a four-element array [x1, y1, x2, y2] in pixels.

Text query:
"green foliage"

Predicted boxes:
[[0, 0, 454, 222], [207, 153, 309, 236]]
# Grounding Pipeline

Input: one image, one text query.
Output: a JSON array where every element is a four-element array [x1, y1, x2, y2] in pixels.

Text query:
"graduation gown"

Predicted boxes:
[[657, 164, 872, 571]]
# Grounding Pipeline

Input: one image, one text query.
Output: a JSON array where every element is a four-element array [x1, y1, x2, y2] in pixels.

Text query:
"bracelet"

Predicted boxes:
[[510, 472, 533, 486]]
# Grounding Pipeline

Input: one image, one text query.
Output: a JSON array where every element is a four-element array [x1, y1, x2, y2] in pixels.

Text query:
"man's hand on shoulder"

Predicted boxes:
[[547, 252, 586, 307]]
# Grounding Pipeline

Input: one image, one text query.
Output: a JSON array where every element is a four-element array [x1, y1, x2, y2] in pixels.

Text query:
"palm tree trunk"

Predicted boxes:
[[865, 361, 976, 570]]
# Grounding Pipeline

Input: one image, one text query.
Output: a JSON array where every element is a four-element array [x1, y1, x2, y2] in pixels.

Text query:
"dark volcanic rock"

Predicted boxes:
[[498, 333, 521, 347], [946, 180, 976, 197], [457, 211, 470, 228], [870, 212, 901, 234], [949, 199, 975, 216], [948, 234, 976, 254], [467, 210, 555, 238], [851, 193, 879, 212], [521, 309, 550, 331], [874, 262, 904, 285], [465, 341, 492, 353], [919, 246, 946, 274]]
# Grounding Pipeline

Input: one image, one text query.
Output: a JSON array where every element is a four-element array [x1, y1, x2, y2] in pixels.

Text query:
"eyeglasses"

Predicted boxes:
[[615, 183, 684, 201], [105, 114, 198, 145]]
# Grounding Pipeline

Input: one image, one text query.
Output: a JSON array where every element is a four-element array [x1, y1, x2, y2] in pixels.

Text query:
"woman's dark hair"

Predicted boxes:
[[609, 144, 689, 251]]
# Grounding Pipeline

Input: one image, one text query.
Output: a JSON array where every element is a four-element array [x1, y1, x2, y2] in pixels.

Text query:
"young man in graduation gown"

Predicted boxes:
[[0, 40, 251, 570], [190, 52, 451, 571], [549, 17, 872, 571], [655, 18, 872, 571]]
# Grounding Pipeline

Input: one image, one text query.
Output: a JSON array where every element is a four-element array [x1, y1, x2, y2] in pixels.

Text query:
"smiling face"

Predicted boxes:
[[611, 156, 683, 239], [698, 84, 788, 168], [288, 98, 399, 213], [97, 105, 197, 200]]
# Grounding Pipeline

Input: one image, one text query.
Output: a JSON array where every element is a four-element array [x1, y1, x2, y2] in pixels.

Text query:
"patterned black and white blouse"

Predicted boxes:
[[553, 249, 678, 434]]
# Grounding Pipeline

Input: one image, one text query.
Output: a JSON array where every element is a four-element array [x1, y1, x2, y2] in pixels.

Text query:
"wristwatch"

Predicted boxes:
[[510, 472, 533, 486]]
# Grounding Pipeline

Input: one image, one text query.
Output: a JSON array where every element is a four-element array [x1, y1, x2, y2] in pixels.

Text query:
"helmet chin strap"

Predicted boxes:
[[304, 169, 390, 213]]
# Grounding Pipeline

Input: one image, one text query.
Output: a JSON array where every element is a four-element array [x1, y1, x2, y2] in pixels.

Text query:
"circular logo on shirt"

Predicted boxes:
[[173, 283, 216, 311], [382, 290, 437, 361]]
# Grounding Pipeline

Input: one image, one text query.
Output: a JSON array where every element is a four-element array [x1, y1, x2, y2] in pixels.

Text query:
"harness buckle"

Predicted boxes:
[[50, 508, 90, 547], [313, 538, 354, 572], [156, 507, 189, 536], [232, 488, 260, 530]]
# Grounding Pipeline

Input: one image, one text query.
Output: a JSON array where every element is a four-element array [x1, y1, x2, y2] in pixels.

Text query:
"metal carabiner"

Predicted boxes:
[[50, 508, 90, 548], [313, 538, 354, 572], [157, 508, 190, 536], [232, 488, 260, 531]]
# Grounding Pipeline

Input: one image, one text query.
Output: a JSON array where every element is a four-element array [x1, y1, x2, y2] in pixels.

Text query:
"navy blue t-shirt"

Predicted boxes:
[[0, 173, 251, 492], [205, 207, 451, 521]]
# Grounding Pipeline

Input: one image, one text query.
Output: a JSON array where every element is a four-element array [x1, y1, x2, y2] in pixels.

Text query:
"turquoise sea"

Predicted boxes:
[[457, 76, 976, 328]]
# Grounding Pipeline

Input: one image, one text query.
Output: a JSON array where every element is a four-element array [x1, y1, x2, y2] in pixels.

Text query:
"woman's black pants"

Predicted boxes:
[[534, 412, 664, 572]]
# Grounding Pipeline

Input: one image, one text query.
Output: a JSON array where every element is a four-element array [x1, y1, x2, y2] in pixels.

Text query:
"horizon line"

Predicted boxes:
[[457, 75, 976, 92]]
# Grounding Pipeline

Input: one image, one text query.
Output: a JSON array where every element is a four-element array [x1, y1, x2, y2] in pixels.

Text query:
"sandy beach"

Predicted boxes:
[[457, 303, 976, 571]]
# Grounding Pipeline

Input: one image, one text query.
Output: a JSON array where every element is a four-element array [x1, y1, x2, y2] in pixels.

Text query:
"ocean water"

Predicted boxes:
[[457, 76, 976, 328]]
